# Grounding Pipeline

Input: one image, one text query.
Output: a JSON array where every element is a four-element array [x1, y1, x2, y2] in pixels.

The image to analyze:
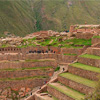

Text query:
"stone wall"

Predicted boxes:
[[78, 57, 100, 68], [68, 66, 99, 81], [92, 38, 100, 44], [0, 69, 54, 78], [58, 76, 93, 94], [0, 61, 57, 69], [0, 47, 21, 53], [0, 46, 61, 54], [61, 48, 84, 55], [61, 55, 77, 63], [86, 47, 100, 56], [0, 54, 58, 61], [0, 78, 49, 90], [47, 85, 74, 100], [75, 33, 93, 39]]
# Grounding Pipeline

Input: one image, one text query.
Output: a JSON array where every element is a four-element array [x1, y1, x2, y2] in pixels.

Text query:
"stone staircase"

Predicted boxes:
[[33, 46, 100, 100]]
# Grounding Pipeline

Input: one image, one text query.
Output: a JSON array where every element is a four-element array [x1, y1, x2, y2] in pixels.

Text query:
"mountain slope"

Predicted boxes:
[[0, 0, 100, 37]]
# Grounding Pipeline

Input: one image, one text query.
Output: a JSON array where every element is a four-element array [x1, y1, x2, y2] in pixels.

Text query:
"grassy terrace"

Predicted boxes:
[[59, 73, 95, 88], [79, 54, 100, 60], [38, 37, 91, 48], [0, 66, 53, 72], [0, 76, 48, 82], [25, 59, 55, 62], [0, 59, 55, 63], [63, 53, 77, 56], [70, 63, 100, 73], [53, 97, 58, 100], [49, 83, 85, 100], [93, 36, 100, 38]]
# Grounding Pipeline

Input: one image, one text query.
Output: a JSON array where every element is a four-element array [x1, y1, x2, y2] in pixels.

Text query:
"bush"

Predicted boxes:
[[55, 66, 60, 71]]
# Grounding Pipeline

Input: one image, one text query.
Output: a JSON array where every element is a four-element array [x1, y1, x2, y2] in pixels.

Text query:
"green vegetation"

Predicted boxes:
[[49, 83, 85, 100], [64, 53, 77, 56], [53, 96, 58, 100], [80, 54, 100, 60], [0, 76, 48, 82], [70, 63, 100, 73], [37, 37, 91, 48], [0, 66, 53, 72], [17, 37, 36, 48], [0, 0, 100, 36], [59, 73, 95, 88], [55, 66, 60, 72], [25, 59, 55, 62], [93, 36, 100, 38]]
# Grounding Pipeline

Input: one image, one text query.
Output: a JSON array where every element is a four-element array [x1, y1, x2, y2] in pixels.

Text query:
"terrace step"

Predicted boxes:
[[86, 47, 100, 56], [78, 54, 100, 68], [47, 82, 85, 100], [35, 93, 55, 100], [0, 76, 48, 90], [58, 73, 95, 94], [68, 63, 100, 81], [0, 66, 53, 78]]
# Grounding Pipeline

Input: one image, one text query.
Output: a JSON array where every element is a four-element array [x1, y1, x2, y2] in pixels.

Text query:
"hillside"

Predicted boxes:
[[0, 0, 100, 37]]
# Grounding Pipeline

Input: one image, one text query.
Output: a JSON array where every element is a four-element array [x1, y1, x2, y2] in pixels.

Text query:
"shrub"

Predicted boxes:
[[55, 66, 60, 71]]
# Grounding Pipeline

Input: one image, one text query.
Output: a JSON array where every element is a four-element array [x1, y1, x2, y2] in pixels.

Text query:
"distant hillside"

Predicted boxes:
[[0, 0, 100, 37]]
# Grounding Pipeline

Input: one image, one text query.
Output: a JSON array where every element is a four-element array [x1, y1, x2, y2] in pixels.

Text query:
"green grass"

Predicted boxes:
[[55, 66, 60, 71], [93, 36, 100, 38], [53, 96, 58, 100], [0, 66, 53, 72], [70, 62, 100, 73], [59, 73, 95, 88], [25, 59, 55, 62], [80, 54, 100, 60], [0, 76, 48, 82], [64, 53, 77, 56], [49, 83, 85, 100]]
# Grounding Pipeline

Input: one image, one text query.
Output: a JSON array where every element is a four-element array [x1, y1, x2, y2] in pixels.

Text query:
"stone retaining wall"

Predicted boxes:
[[92, 38, 100, 44], [61, 48, 84, 55], [78, 57, 100, 68], [0, 78, 49, 90], [0, 61, 57, 69], [58, 76, 93, 94], [0, 69, 54, 78], [47, 85, 74, 100], [0, 54, 58, 61], [61, 55, 77, 63], [86, 48, 100, 56], [68, 66, 99, 81], [75, 33, 93, 39]]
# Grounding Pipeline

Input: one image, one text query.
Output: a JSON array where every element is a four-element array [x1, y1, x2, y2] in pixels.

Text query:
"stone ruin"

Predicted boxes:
[[0, 25, 100, 100]]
